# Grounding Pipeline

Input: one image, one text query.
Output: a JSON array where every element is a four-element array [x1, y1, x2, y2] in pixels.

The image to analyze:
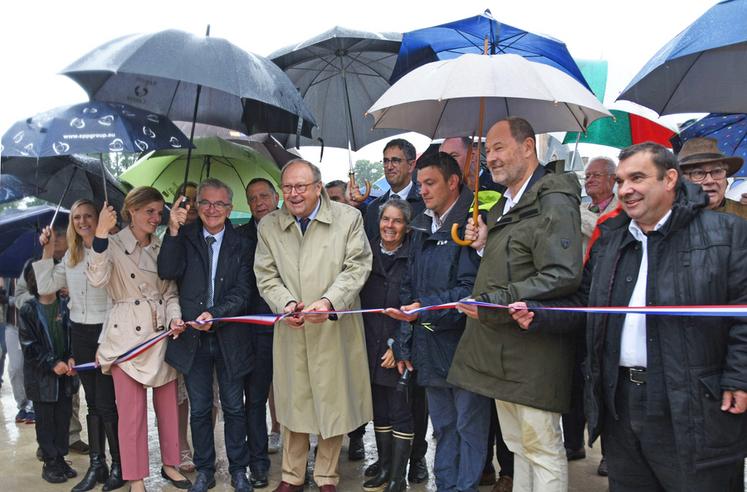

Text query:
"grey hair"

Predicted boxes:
[[586, 156, 617, 174], [378, 197, 412, 226], [197, 177, 233, 203], [281, 158, 322, 183]]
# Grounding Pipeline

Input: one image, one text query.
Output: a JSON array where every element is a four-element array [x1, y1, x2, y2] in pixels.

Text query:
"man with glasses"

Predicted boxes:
[[679, 137, 747, 220], [581, 157, 619, 260], [158, 178, 255, 492], [363, 139, 424, 240], [254, 159, 373, 492]]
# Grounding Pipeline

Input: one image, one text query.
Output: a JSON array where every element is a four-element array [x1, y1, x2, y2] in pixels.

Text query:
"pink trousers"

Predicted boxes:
[[111, 366, 180, 480]]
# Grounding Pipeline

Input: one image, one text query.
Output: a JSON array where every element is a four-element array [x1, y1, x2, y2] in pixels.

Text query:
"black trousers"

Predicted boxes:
[[604, 369, 736, 491], [562, 339, 586, 451], [484, 402, 514, 477], [244, 333, 273, 475], [410, 379, 429, 460], [71, 322, 117, 422], [372, 383, 413, 433], [34, 386, 72, 461]]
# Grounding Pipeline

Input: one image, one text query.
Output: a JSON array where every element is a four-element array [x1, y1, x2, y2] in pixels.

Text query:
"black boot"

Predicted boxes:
[[42, 459, 68, 484], [386, 436, 412, 492], [364, 460, 381, 477], [102, 420, 126, 491], [363, 430, 392, 492], [73, 415, 109, 491]]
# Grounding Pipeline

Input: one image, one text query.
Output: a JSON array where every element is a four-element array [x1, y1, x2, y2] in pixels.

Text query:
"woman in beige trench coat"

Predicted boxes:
[[87, 187, 190, 492]]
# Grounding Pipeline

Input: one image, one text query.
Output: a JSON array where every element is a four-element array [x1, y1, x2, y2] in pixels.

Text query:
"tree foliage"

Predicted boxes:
[[353, 159, 383, 184]]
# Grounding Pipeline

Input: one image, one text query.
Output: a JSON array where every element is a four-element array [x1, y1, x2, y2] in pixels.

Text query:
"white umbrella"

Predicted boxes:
[[367, 53, 611, 138]]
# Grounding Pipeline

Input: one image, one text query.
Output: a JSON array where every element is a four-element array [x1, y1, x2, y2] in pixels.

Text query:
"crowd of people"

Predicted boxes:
[[1, 115, 747, 492]]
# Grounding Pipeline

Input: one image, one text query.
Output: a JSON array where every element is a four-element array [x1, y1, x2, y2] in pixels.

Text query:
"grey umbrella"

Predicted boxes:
[[61, 29, 317, 138], [269, 26, 402, 151]]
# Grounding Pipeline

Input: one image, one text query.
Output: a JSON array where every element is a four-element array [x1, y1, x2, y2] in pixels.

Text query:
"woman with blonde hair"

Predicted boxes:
[[34, 199, 126, 491], [87, 187, 190, 492]]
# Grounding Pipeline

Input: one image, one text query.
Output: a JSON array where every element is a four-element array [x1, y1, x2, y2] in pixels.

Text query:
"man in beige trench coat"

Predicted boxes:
[[254, 159, 373, 492]]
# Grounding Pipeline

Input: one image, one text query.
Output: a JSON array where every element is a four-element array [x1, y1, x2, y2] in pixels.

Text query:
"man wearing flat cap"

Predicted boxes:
[[679, 137, 747, 219]]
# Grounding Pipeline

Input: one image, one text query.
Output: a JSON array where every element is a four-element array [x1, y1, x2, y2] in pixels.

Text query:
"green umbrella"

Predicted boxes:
[[120, 137, 281, 214]]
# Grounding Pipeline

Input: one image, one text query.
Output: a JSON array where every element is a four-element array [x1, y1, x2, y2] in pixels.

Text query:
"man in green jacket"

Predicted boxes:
[[447, 117, 583, 492]]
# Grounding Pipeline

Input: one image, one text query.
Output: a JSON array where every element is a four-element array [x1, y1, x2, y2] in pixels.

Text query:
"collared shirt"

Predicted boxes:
[[203, 225, 226, 296], [425, 196, 459, 234], [619, 209, 672, 368], [295, 199, 321, 233], [590, 195, 614, 214], [501, 175, 532, 216], [389, 180, 413, 201]]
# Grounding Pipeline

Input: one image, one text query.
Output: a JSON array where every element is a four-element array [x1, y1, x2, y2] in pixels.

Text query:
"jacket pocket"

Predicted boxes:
[[698, 372, 745, 449], [463, 341, 507, 382]]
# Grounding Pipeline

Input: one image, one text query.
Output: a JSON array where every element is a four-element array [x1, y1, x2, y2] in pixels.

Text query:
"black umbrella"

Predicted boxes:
[[0, 174, 39, 205], [0, 205, 69, 278]]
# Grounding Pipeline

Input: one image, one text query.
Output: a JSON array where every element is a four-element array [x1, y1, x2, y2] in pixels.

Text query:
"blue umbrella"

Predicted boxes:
[[389, 9, 589, 89], [0, 175, 39, 204], [0, 205, 69, 278], [619, 0, 747, 114], [671, 113, 747, 177]]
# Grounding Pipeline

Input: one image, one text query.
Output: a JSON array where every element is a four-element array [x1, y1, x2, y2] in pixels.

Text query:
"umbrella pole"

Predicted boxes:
[[340, 53, 370, 203], [183, 25, 210, 187], [99, 153, 109, 203], [50, 167, 77, 228], [571, 131, 582, 171]]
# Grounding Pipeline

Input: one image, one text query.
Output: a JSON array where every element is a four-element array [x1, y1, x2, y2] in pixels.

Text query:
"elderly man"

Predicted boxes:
[[511, 142, 747, 491], [236, 178, 281, 489], [679, 137, 747, 219], [448, 117, 583, 492], [254, 159, 372, 492], [581, 157, 618, 250], [158, 178, 254, 492]]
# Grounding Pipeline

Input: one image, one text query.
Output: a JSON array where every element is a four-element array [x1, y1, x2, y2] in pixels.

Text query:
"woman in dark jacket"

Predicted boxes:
[[360, 198, 414, 492], [18, 261, 79, 484]]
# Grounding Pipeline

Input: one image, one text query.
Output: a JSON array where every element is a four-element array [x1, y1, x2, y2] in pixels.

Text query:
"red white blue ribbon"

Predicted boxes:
[[73, 329, 174, 372]]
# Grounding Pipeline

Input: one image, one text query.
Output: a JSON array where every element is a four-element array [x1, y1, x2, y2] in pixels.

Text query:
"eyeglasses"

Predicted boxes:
[[281, 181, 318, 194], [383, 157, 405, 165], [683, 168, 728, 182], [197, 199, 232, 210], [584, 172, 612, 180]]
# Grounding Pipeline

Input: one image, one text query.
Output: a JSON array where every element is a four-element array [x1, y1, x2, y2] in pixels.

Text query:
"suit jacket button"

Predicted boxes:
[[136, 326, 141, 331], [135, 300, 140, 305], [130, 273, 136, 278]]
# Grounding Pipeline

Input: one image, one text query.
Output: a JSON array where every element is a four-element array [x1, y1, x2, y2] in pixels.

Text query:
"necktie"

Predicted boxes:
[[205, 235, 216, 306], [299, 217, 310, 234], [391, 193, 400, 200]]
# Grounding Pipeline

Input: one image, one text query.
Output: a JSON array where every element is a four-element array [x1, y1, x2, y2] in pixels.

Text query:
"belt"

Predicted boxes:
[[620, 366, 647, 385]]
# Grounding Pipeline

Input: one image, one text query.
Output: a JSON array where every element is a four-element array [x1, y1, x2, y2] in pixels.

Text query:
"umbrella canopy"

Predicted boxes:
[[390, 9, 589, 89], [2, 101, 192, 157], [0, 205, 69, 278], [618, 0, 747, 114], [119, 137, 280, 214], [0, 174, 39, 204], [270, 26, 402, 151], [368, 53, 610, 138], [1, 154, 127, 211], [61, 29, 317, 136], [671, 113, 747, 177], [563, 110, 676, 149]]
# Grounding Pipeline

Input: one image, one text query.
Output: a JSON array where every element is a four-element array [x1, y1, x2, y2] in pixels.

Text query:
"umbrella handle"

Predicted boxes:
[[348, 172, 371, 203]]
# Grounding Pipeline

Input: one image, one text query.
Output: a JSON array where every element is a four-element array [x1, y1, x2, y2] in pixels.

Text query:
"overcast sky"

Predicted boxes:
[[1, 0, 716, 179]]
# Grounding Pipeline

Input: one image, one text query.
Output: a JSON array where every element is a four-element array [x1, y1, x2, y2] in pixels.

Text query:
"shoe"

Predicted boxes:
[[480, 462, 497, 486], [407, 456, 428, 484], [268, 431, 281, 455], [36, 447, 43, 461], [42, 460, 67, 484], [565, 447, 586, 461], [102, 419, 126, 491], [364, 460, 381, 477], [348, 433, 365, 461], [189, 471, 216, 491], [160, 466, 192, 489], [491, 475, 513, 492], [179, 449, 196, 473], [69, 439, 90, 454], [73, 415, 110, 492], [384, 436, 412, 492], [231, 472, 253, 492], [24, 410, 36, 424], [363, 430, 392, 491], [56, 456, 78, 478], [250, 471, 269, 489], [318, 486, 336, 492], [15, 409, 27, 423], [272, 481, 303, 492], [597, 457, 608, 477]]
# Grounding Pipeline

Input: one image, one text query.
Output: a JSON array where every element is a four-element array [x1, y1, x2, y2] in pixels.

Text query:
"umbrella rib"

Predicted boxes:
[[344, 51, 393, 81], [166, 80, 182, 117], [660, 51, 704, 115], [562, 102, 587, 133]]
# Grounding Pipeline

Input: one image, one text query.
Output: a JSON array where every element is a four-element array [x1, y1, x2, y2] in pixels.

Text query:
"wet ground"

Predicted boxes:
[[0, 384, 611, 491]]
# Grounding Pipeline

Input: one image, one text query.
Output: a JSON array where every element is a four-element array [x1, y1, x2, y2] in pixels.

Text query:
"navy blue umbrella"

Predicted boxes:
[[619, 0, 747, 114], [0, 205, 69, 278], [0, 175, 39, 205], [671, 113, 747, 177], [389, 9, 589, 89], [2, 101, 192, 157]]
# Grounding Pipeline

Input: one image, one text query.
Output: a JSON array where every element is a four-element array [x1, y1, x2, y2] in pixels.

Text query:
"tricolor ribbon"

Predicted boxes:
[[73, 328, 174, 372]]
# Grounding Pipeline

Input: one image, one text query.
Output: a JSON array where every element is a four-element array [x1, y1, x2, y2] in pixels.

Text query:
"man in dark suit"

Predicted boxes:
[[235, 177, 280, 489], [158, 178, 254, 492]]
